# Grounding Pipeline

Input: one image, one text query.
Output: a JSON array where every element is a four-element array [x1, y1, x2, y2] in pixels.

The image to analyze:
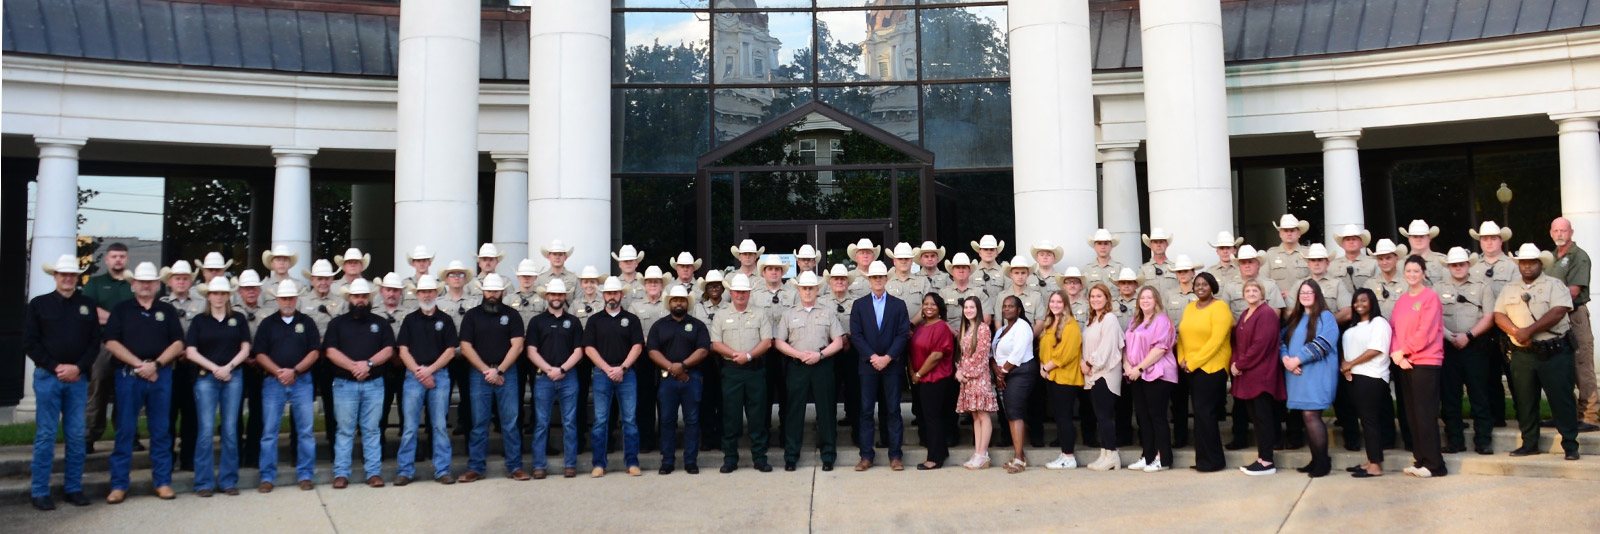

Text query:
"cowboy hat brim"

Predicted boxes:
[[195, 259, 236, 272], [196, 281, 238, 295], [611, 251, 644, 263], [914, 247, 948, 264], [1399, 226, 1441, 239], [970, 241, 1006, 254], [541, 246, 575, 257], [1372, 244, 1411, 258], [301, 269, 337, 280], [334, 254, 372, 270], [1469, 228, 1514, 241], [730, 246, 765, 258], [1140, 235, 1170, 247], [1208, 238, 1245, 248], [1085, 237, 1121, 247], [41, 262, 84, 276], [1272, 220, 1312, 233], [159, 267, 194, 283], [262, 251, 299, 266], [847, 245, 881, 259], [1512, 251, 1556, 268], [1031, 246, 1066, 260]]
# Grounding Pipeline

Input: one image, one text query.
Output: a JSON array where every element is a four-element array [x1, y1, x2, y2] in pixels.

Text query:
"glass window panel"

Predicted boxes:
[[711, 172, 737, 269], [35, 176, 169, 278], [615, 12, 710, 83], [919, 6, 1008, 80], [819, 85, 919, 142], [739, 169, 891, 221], [713, 86, 813, 144], [897, 168, 921, 244], [165, 177, 258, 271], [713, 0, 812, 8], [921, 82, 1011, 169], [934, 171, 1014, 255], [1472, 147, 1561, 250], [1385, 154, 1474, 252], [613, 1, 711, 8], [816, 9, 917, 82], [615, 88, 712, 173], [713, 11, 813, 83], [615, 176, 698, 256], [920, 0, 1005, 4], [818, 0, 912, 7], [1235, 164, 1324, 247]]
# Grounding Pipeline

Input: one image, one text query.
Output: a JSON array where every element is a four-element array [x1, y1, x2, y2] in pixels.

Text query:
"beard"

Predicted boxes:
[[482, 297, 502, 313], [548, 299, 565, 310], [350, 304, 371, 319], [419, 301, 437, 312], [605, 298, 621, 310], [670, 306, 687, 318]]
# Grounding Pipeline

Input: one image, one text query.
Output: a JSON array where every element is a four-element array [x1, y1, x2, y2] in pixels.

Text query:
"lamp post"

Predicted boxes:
[[1496, 182, 1513, 226]]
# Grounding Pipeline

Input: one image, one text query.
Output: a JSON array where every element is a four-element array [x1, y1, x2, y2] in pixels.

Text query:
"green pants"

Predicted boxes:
[[1510, 347, 1580, 454], [784, 357, 837, 465], [722, 366, 769, 466]]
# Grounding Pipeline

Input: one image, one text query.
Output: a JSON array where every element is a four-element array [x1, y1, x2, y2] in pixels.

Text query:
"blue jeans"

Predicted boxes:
[[469, 364, 522, 473], [532, 373, 580, 470], [111, 367, 173, 491], [399, 372, 452, 479], [332, 378, 384, 479], [193, 373, 243, 491], [260, 374, 316, 483], [658, 369, 703, 467], [32, 368, 87, 498], [590, 368, 639, 469], [858, 365, 905, 461]]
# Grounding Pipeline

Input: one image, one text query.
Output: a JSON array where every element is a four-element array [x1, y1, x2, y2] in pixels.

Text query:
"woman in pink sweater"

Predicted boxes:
[[1389, 256, 1446, 478]]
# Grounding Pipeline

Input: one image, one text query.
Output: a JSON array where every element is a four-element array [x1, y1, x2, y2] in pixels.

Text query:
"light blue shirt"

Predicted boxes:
[[870, 291, 887, 328]]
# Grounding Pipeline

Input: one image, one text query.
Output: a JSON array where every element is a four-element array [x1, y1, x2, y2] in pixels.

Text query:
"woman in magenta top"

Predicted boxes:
[[1229, 281, 1285, 476], [909, 293, 957, 469], [1123, 286, 1177, 472], [1390, 256, 1447, 478]]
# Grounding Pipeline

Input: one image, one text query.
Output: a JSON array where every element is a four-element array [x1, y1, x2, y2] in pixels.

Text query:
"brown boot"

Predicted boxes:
[[855, 459, 873, 472], [106, 489, 126, 504], [394, 476, 412, 487], [531, 469, 547, 480], [510, 469, 531, 481], [332, 476, 349, 489], [154, 486, 176, 500], [459, 471, 482, 483], [257, 482, 274, 494], [366, 476, 385, 488], [299, 480, 315, 491], [435, 473, 456, 485]]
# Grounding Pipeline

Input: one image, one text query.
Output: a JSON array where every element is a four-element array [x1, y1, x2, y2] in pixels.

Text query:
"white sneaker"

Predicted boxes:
[[1143, 459, 1168, 472], [1410, 466, 1433, 478], [1127, 457, 1148, 470], [1046, 454, 1077, 470]]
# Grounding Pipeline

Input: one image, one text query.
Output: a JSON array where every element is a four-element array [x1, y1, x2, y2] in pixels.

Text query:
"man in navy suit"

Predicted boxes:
[[849, 261, 911, 471]]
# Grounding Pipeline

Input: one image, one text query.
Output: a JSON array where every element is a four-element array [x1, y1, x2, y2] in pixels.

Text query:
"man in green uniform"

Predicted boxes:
[[83, 243, 133, 453], [1496, 243, 1581, 460], [711, 273, 774, 473], [1547, 217, 1597, 431], [776, 271, 847, 471]]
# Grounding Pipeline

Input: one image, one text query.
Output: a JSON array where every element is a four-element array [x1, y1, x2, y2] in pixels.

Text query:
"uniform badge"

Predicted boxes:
[[228, 318, 238, 327], [621, 318, 629, 327], [562, 319, 571, 329], [508, 297, 521, 307], [500, 315, 510, 326], [295, 323, 305, 333], [370, 323, 380, 333], [154, 311, 166, 322], [79, 305, 90, 315], [684, 323, 693, 332], [435, 320, 444, 331]]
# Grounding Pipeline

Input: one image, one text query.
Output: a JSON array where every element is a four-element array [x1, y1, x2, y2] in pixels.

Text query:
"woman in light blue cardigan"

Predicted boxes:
[[1281, 280, 1340, 478]]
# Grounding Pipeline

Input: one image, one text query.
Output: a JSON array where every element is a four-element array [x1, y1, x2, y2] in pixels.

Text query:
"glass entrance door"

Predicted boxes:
[[741, 222, 893, 274]]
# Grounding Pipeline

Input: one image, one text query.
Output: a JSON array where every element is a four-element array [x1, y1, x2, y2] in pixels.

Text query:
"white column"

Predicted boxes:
[[492, 152, 530, 274], [1553, 113, 1600, 255], [530, 2, 611, 273], [271, 147, 316, 276], [1009, 0, 1098, 266], [21, 136, 86, 423], [393, 0, 481, 271], [350, 184, 394, 275], [1317, 129, 1365, 242], [1098, 141, 1143, 267], [1139, 0, 1235, 262]]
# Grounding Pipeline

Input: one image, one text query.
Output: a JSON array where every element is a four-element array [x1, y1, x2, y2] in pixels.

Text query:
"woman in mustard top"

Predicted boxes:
[[1178, 272, 1235, 473], [1036, 290, 1083, 470]]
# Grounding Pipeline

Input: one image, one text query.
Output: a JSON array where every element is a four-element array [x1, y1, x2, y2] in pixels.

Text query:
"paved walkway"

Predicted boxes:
[[3, 467, 1596, 533]]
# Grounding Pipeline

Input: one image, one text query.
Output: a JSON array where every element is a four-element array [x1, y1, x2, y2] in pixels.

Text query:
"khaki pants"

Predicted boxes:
[[1572, 304, 1597, 424]]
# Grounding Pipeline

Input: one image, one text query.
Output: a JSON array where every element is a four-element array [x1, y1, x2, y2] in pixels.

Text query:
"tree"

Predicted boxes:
[[77, 188, 103, 279]]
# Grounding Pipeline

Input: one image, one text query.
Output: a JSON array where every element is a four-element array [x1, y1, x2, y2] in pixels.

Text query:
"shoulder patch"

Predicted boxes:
[[500, 315, 509, 326], [370, 323, 380, 333]]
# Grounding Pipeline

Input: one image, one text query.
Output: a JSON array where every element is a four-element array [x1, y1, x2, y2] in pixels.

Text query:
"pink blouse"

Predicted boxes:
[[1124, 313, 1177, 383], [1390, 288, 1445, 367]]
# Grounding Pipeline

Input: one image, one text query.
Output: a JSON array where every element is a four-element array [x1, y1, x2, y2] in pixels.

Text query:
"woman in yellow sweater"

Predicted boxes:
[[1178, 272, 1235, 473], [1036, 290, 1083, 470]]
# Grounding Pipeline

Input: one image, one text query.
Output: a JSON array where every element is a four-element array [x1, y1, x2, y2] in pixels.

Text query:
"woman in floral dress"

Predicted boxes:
[[954, 296, 998, 469]]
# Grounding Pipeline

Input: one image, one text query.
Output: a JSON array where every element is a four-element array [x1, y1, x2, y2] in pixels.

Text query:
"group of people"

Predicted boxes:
[[22, 214, 1593, 510]]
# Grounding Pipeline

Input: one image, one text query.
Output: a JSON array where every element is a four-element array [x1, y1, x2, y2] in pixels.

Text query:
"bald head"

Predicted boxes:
[[1552, 217, 1574, 247]]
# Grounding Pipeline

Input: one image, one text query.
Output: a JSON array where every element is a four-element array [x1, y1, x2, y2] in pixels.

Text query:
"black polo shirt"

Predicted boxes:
[[254, 312, 321, 371], [528, 311, 584, 368], [647, 315, 710, 366], [460, 304, 525, 367], [323, 312, 396, 381], [584, 309, 644, 368], [398, 308, 459, 367], [104, 299, 184, 366], [25, 290, 101, 375], [186, 311, 252, 367]]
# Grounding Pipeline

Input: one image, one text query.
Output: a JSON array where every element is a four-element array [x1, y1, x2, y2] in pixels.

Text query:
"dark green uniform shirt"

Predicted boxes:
[[83, 272, 133, 312], [1548, 244, 1591, 307]]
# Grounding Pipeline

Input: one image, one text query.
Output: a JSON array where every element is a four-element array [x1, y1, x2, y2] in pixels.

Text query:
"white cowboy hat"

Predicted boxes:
[[40, 254, 83, 275], [600, 277, 626, 293], [160, 260, 195, 283], [730, 239, 764, 258], [541, 240, 574, 257], [703, 269, 725, 285], [1398, 219, 1440, 239], [612, 245, 643, 263], [1469, 221, 1513, 241], [1370, 239, 1409, 258], [378, 272, 405, 289], [196, 276, 235, 295], [641, 265, 671, 282], [846, 239, 880, 259], [758, 256, 788, 271], [794, 245, 819, 260], [1235, 245, 1263, 261], [406, 245, 435, 261], [413, 274, 441, 292], [437, 260, 474, 277], [1332, 225, 1372, 247], [261, 244, 298, 267], [1085, 228, 1119, 247], [515, 258, 544, 277], [477, 243, 505, 261], [885, 242, 917, 260], [578, 265, 605, 281], [1141, 228, 1174, 247], [822, 264, 850, 284], [971, 235, 1005, 254], [343, 278, 375, 296], [866, 261, 890, 277], [666, 285, 691, 301], [1444, 247, 1472, 265], [1030, 241, 1065, 261], [944, 252, 978, 271], [1171, 255, 1198, 271], [1208, 231, 1244, 248], [1305, 243, 1330, 260], [480, 273, 509, 292], [999, 255, 1032, 273], [914, 241, 947, 263], [301, 259, 337, 280], [1056, 266, 1085, 283], [1114, 267, 1139, 283], [1272, 214, 1311, 233], [196, 252, 233, 271], [794, 271, 821, 287], [1510, 243, 1555, 267], [727, 273, 755, 292], [542, 278, 570, 294], [670, 252, 703, 271], [236, 269, 264, 287], [266, 279, 300, 298], [334, 247, 371, 270]]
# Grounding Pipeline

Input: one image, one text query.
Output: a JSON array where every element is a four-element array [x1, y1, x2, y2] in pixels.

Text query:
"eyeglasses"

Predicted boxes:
[[1298, 290, 1317, 296]]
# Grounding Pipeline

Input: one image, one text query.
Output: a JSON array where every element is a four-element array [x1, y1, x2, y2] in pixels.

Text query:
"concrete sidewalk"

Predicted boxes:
[[2, 467, 1596, 533]]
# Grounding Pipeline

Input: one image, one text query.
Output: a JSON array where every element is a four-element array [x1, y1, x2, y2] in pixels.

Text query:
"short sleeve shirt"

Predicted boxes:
[[527, 312, 584, 368], [253, 312, 320, 370], [460, 305, 526, 367], [647, 316, 710, 365], [397, 309, 459, 367], [323, 312, 396, 380], [1306, 274, 1354, 313], [584, 310, 644, 367], [1495, 274, 1574, 341], [1548, 245, 1591, 307], [710, 306, 772, 368], [185, 311, 252, 367], [1435, 278, 1491, 335], [779, 305, 846, 353]]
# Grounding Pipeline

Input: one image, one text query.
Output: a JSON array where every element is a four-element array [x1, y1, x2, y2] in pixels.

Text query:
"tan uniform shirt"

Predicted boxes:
[[1111, 296, 1138, 329], [232, 300, 271, 337], [1221, 276, 1286, 317], [974, 263, 1006, 297], [1082, 260, 1124, 291], [161, 295, 207, 332], [1205, 261, 1242, 286], [1363, 272, 1406, 318], [886, 273, 931, 319], [1305, 273, 1354, 314], [1436, 278, 1491, 335], [261, 273, 301, 304], [918, 269, 953, 293], [508, 289, 547, 325], [1139, 259, 1179, 297], [1069, 299, 1090, 325], [616, 274, 647, 306], [330, 276, 367, 296], [991, 287, 1046, 324], [572, 294, 604, 328], [1163, 288, 1197, 326], [373, 303, 411, 331], [299, 291, 346, 334], [847, 269, 873, 300], [938, 284, 989, 332], [539, 271, 581, 299], [435, 288, 479, 329], [750, 284, 797, 329], [779, 305, 846, 355], [628, 299, 667, 342], [692, 298, 731, 324], [1495, 274, 1574, 342], [1025, 269, 1062, 294], [1411, 251, 1449, 287], [1329, 254, 1379, 292], [1262, 245, 1310, 298], [819, 292, 857, 334], [710, 306, 773, 367], [1469, 255, 1516, 299]]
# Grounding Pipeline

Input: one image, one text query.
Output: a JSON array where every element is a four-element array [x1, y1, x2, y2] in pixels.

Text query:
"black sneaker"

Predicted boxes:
[[1566, 451, 1582, 461], [1240, 461, 1276, 476], [720, 464, 737, 474]]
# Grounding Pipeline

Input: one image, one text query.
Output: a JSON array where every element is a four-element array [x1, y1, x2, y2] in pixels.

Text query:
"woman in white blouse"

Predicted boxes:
[[1340, 288, 1391, 478], [992, 295, 1037, 474], [1081, 284, 1126, 471]]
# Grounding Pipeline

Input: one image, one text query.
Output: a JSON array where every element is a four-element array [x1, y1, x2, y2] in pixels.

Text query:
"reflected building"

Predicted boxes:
[[860, 3, 917, 141]]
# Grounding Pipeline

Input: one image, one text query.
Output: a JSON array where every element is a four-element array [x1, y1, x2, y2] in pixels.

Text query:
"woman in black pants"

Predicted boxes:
[[909, 294, 958, 469], [1341, 289, 1392, 477], [1176, 272, 1235, 472]]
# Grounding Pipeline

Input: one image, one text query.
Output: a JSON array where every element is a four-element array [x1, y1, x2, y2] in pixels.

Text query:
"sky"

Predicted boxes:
[[28, 175, 166, 241]]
